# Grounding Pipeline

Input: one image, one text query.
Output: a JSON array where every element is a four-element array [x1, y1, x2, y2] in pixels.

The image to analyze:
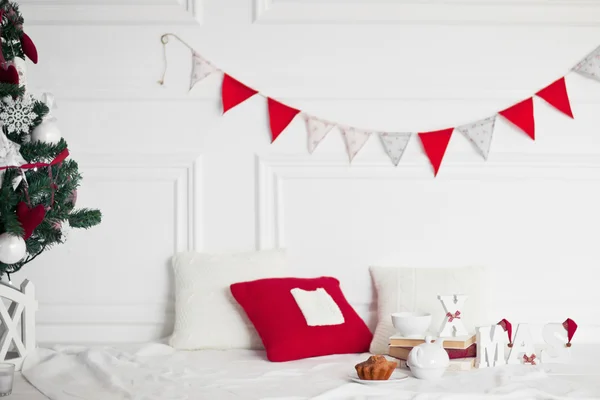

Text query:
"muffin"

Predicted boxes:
[[355, 355, 398, 380]]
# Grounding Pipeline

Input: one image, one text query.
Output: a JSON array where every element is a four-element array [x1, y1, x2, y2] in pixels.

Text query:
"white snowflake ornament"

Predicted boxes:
[[0, 94, 38, 135]]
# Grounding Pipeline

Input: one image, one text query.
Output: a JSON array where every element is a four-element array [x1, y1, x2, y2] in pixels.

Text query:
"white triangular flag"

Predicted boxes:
[[190, 51, 218, 90], [379, 132, 412, 166], [340, 127, 371, 162], [456, 116, 496, 160], [0, 131, 26, 169], [573, 45, 600, 82], [305, 116, 334, 154]]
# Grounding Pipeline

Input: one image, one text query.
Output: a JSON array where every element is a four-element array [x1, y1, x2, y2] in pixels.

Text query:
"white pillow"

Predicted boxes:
[[369, 266, 493, 355], [169, 249, 289, 350]]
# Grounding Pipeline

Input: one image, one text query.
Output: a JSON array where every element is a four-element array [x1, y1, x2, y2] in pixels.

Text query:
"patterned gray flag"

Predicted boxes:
[[456, 116, 496, 160], [379, 132, 412, 166], [573, 45, 600, 82], [304, 116, 334, 154], [190, 51, 218, 90], [340, 127, 372, 162]]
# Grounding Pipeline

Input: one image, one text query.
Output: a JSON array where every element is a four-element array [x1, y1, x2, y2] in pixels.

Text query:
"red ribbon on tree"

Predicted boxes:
[[562, 318, 578, 348], [0, 148, 69, 171], [446, 311, 461, 322], [523, 354, 537, 365], [498, 318, 513, 347]]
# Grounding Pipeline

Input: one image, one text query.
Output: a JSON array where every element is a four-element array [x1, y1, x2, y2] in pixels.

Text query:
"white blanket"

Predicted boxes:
[[21, 344, 600, 400]]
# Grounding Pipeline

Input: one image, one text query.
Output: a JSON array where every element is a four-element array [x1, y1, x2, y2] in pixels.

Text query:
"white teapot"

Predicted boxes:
[[407, 336, 450, 380]]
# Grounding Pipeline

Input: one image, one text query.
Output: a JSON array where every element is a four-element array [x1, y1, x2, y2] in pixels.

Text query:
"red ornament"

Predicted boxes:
[[267, 98, 300, 143], [446, 311, 461, 322], [536, 77, 574, 119], [499, 98, 535, 140], [16, 202, 46, 240], [523, 353, 537, 365], [498, 318, 513, 347], [418, 128, 454, 177], [0, 65, 19, 85], [21, 33, 38, 64], [562, 318, 578, 347], [221, 74, 257, 114]]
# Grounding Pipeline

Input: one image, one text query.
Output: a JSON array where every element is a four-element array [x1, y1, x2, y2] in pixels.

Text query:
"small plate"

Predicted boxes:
[[348, 371, 408, 385]]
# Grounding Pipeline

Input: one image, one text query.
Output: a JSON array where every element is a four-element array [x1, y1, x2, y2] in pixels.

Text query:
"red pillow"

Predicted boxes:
[[230, 276, 373, 362]]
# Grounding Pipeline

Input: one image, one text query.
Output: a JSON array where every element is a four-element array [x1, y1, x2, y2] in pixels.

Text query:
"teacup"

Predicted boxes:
[[391, 311, 432, 338]]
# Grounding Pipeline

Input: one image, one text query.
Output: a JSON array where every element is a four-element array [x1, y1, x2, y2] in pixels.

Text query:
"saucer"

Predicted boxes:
[[348, 371, 408, 385]]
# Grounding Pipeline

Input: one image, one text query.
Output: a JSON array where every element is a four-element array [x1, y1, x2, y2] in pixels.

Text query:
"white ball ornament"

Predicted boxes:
[[31, 118, 62, 144], [0, 233, 26, 264]]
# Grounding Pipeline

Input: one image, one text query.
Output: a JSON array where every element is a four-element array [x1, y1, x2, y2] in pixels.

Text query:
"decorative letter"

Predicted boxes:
[[507, 324, 538, 365], [541, 319, 577, 363], [476, 324, 507, 368], [438, 294, 468, 337]]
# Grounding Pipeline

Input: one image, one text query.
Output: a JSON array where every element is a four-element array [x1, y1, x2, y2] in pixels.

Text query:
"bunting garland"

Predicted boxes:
[[536, 78, 574, 119], [222, 74, 258, 114], [190, 51, 218, 91], [499, 98, 535, 140], [341, 128, 372, 162], [418, 129, 454, 177], [159, 33, 600, 177], [268, 98, 300, 143], [379, 133, 412, 166], [456, 116, 496, 160], [305, 116, 334, 154]]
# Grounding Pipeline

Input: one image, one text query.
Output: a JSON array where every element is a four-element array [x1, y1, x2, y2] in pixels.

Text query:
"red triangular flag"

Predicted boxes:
[[268, 98, 300, 143], [418, 128, 454, 177], [498, 318, 513, 346], [536, 77, 574, 119], [221, 74, 258, 114], [499, 98, 535, 140], [562, 318, 578, 347]]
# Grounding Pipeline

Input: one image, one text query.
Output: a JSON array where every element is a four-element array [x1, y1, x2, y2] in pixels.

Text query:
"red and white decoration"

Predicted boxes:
[[476, 318, 578, 368], [159, 34, 600, 176], [437, 294, 469, 337]]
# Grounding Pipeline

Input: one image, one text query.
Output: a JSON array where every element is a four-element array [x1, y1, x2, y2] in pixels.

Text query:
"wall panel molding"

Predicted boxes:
[[20, 0, 201, 25], [255, 152, 600, 250], [254, 0, 600, 25], [34, 152, 202, 344]]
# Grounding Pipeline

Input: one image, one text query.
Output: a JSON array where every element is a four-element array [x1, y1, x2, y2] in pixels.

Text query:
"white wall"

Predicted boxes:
[[12, 0, 600, 344]]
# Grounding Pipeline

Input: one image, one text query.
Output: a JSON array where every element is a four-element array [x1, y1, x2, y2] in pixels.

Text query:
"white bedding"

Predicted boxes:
[[21, 343, 600, 400]]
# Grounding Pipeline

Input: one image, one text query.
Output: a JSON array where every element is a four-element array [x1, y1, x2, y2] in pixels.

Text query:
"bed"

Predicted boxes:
[[14, 252, 600, 399], [17, 342, 600, 400]]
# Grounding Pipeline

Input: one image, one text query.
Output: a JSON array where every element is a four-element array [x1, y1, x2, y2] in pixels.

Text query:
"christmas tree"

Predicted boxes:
[[0, 0, 101, 278]]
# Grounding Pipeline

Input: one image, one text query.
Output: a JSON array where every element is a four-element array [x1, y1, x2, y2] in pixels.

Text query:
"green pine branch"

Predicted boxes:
[[0, 1, 102, 278], [68, 209, 102, 229], [0, 82, 24, 99]]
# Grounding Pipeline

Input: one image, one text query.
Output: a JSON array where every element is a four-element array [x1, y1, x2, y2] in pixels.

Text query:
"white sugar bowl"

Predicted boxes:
[[407, 336, 449, 380]]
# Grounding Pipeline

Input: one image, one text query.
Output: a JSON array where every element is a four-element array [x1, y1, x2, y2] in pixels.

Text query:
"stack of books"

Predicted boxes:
[[388, 334, 478, 371]]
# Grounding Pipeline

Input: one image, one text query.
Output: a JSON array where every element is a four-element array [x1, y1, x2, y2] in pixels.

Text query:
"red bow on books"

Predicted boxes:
[[446, 311, 461, 322], [523, 354, 537, 365]]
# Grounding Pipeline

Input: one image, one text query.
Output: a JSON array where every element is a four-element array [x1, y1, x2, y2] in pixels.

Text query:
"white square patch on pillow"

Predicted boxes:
[[291, 288, 345, 326]]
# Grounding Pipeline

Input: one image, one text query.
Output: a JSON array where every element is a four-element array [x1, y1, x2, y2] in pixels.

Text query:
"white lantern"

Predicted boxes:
[[0, 233, 26, 264], [31, 118, 61, 144]]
